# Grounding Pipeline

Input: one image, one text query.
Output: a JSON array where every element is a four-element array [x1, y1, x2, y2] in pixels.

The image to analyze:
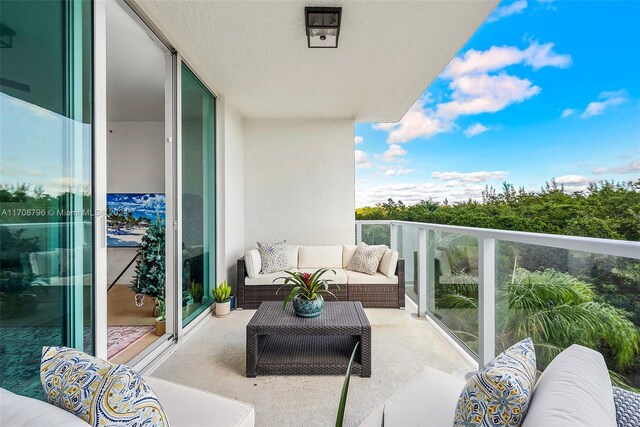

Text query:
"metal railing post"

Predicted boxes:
[[478, 237, 496, 367], [390, 222, 398, 252], [356, 222, 362, 244], [417, 228, 427, 316]]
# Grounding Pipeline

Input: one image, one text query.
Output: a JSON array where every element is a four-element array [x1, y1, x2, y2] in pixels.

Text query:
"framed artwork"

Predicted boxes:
[[106, 193, 166, 247]]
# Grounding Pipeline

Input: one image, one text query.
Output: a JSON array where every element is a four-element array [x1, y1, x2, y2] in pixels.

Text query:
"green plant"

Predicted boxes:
[[190, 281, 204, 304], [213, 280, 231, 303], [274, 269, 339, 311], [156, 295, 166, 321], [131, 216, 165, 299], [335, 342, 359, 427]]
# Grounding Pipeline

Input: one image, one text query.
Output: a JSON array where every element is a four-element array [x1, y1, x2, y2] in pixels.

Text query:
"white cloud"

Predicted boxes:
[[354, 136, 363, 145], [437, 73, 540, 120], [355, 150, 372, 169], [375, 101, 451, 144], [431, 170, 508, 183], [487, 0, 528, 23], [384, 168, 414, 177], [443, 42, 571, 78], [464, 123, 490, 137], [555, 174, 590, 185], [355, 181, 488, 207], [580, 90, 627, 119], [592, 161, 640, 175], [379, 144, 407, 162], [560, 108, 575, 118]]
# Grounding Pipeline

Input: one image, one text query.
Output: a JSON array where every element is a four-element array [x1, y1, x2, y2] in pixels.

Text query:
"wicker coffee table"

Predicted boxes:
[[246, 301, 371, 378]]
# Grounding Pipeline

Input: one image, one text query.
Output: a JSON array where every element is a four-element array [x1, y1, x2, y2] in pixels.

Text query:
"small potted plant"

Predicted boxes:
[[155, 295, 166, 336], [274, 269, 338, 318], [213, 280, 232, 318]]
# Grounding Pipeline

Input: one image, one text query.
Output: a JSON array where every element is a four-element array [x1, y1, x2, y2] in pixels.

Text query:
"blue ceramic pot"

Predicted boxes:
[[292, 294, 324, 318]]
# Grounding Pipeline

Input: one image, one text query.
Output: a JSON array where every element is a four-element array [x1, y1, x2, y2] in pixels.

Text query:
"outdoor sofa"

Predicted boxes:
[[237, 244, 405, 309], [360, 344, 640, 427]]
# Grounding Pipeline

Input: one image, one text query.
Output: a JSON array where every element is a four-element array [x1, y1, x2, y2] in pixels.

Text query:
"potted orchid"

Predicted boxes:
[[274, 269, 339, 318]]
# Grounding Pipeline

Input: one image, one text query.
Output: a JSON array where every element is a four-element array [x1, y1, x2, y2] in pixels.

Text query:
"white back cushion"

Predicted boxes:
[[244, 249, 261, 278], [342, 245, 357, 268], [286, 245, 299, 268], [378, 249, 399, 277], [522, 344, 616, 427], [298, 246, 343, 268], [0, 387, 89, 426]]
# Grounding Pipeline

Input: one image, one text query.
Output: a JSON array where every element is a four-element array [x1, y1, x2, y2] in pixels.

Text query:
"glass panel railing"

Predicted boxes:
[[431, 232, 479, 354], [398, 225, 418, 302], [360, 223, 390, 246], [495, 241, 640, 389]]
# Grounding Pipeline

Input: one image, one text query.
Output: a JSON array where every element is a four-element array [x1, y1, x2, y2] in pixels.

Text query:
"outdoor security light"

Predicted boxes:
[[305, 7, 342, 48]]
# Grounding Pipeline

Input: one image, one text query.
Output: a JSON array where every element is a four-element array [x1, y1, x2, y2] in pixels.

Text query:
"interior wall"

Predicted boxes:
[[107, 121, 164, 285], [222, 101, 245, 288], [243, 119, 354, 248]]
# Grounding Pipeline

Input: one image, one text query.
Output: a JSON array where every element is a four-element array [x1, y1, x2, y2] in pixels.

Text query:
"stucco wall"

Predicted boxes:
[[106, 121, 164, 285], [243, 119, 354, 248]]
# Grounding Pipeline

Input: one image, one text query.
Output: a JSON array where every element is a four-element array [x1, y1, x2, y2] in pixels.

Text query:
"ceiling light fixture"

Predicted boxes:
[[305, 7, 342, 48]]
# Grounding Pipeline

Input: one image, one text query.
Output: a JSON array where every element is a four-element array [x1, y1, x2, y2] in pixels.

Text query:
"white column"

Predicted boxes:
[[417, 228, 427, 317], [478, 237, 496, 367]]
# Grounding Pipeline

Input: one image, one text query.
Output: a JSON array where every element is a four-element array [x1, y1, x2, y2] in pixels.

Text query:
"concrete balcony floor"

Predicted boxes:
[[148, 299, 476, 426]]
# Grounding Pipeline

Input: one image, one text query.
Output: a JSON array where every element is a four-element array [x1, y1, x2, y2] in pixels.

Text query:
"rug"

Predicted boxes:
[[107, 325, 155, 360]]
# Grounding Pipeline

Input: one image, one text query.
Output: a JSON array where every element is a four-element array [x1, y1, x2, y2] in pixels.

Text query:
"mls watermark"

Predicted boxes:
[[1, 209, 109, 217]]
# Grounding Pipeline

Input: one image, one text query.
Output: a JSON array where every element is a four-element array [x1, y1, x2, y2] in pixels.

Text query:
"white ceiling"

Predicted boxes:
[[133, 0, 497, 122], [106, 1, 166, 122]]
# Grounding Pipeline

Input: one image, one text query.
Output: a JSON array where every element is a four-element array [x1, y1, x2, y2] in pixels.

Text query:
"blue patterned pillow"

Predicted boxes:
[[257, 240, 288, 274], [41, 346, 169, 426], [454, 338, 537, 427]]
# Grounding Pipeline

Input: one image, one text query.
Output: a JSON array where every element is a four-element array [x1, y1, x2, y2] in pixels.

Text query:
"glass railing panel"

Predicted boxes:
[[398, 225, 419, 303], [360, 223, 390, 246], [495, 241, 640, 389]]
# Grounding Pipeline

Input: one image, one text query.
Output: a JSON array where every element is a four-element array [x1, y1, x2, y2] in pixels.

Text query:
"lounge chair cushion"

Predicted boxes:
[[244, 249, 261, 278], [298, 245, 343, 268], [378, 249, 399, 278], [0, 387, 88, 426], [522, 345, 616, 427], [342, 244, 358, 267], [286, 245, 299, 268], [245, 270, 293, 286], [297, 268, 347, 284], [346, 270, 398, 285]]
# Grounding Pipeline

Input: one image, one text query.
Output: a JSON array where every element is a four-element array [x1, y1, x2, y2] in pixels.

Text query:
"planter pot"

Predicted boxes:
[[292, 295, 324, 318], [215, 300, 231, 318], [155, 318, 166, 336]]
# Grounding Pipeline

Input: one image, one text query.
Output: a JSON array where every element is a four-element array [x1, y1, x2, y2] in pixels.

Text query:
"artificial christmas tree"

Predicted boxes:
[[131, 218, 165, 302]]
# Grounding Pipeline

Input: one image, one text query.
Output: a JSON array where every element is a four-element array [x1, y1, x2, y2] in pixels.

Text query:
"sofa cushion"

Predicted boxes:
[[244, 249, 261, 278], [454, 337, 536, 427], [342, 244, 358, 268], [347, 243, 386, 275], [143, 376, 254, 427], [41, 346, 169, 426], [346, 270, 398, 285], [298, 246, 343, 268], [0, 387, 89, 426], [522, 345, 616, 427], [383, 367, 466, 427], [257, 240, 288, 274], [297, 268, 347, 284], [246, 270, 294, 286], [286, 245, 299, 268], [378, 249, 399, 277], [29, 250, 60, 277]]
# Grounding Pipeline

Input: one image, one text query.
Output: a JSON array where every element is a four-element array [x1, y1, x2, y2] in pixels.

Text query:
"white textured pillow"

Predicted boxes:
[[522, 345, 617, 427], [347, 242, 386, 275], [342, 245, 358, 268], [257, 240, 288, 274], [244, 249, 261, 278], [378, 249, 399, 277]]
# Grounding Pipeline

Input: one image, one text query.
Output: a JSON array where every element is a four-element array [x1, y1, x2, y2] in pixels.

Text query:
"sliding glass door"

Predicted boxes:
[[0, 0, 93, 398], [180, 64, 216, 327]]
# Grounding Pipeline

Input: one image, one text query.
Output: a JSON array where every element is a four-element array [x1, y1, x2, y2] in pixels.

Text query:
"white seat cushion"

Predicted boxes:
[[298, 246, 343, 268], [245, 270, 294, 286], [297, 268, 347, 284], [346, 270, 398, 285], [342, 244, 358, 268], [522, 345, 617, 427], [144, 376, 255, 427], [382, 367, 465, 427], [0, 388, 89, 426], [244, 249, 261, 278]]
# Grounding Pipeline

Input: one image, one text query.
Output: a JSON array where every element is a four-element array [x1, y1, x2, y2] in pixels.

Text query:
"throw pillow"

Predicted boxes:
[[453, 337, 537, 427], [378, 249, 399, 277], [41, 346, 170, 426], [257, 240, 288, 274], [347, 242, 386, 275]]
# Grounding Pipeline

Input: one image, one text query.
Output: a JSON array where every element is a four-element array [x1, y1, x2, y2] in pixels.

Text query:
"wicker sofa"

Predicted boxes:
[[237, 245, 405, 309]]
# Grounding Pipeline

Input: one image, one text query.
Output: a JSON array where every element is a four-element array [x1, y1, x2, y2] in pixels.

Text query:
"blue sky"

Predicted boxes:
[[355, 0, 640, 207]]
